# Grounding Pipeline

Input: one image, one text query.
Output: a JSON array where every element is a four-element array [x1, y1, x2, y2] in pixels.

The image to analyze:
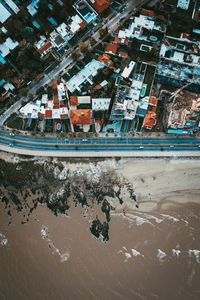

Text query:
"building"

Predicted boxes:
[[66, 59, 105, 93], [88, 0, 113, 14], [192, 1, 200, 21], [0, 0, 12, 24], [69, 95, 91, 108], [121, 61, 135, 78], [34, 39, 52, 57], [92, 98, 111, 111], [177, 0, 190, 10], [4, 0, 19, 13], [0, 37, 19, 64], [20, 82, 68, 119], [27, 0, 39, 16], [104, 42, 118, 55], [73, 0, 97, 24], [70, 109, 91, 124]]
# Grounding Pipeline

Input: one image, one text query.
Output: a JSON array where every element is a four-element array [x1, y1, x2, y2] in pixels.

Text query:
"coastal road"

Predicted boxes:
[[1, 130, 200, 156]]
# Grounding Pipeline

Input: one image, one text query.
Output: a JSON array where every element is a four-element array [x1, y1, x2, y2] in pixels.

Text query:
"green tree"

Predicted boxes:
[[79, 42, 90, 54], [71, 49, 80, 61]]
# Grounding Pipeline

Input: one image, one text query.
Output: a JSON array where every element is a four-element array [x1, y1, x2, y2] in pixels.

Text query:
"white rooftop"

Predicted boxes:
[[27, 0, 39, 16], [70, 15, 82, 33], [78, 96, 91, 104], [4, 82, 15, 91], [0, 2, 11, 23], [172, 51, 184, 62], [56, 23, 71, 40], [4, 0, 19, 13], [66, 59, 105, 93], [121, 61, 135, 78], [134, 15, 154, 31], [57, 82, 66, 101], [177, 0, 190, 10], [92, 98, 111, 111], [0, 38, 19, 57]]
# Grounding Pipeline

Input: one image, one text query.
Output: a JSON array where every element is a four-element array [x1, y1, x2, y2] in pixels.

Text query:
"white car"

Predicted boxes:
[[9, 133, 15, 136]]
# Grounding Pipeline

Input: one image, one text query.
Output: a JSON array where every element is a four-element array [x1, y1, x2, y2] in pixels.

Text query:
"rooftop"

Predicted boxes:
[[70, 109, 91, 124], [0, 0, 12, 23], [88, 0, 113, 14]]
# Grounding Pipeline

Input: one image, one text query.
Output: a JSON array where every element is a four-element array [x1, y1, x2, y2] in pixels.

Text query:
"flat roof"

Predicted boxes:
[[0, 1, 12, 23], [66, 59, 105, 93], [4, 0, 19, 13], [0, 37, 19, 58]]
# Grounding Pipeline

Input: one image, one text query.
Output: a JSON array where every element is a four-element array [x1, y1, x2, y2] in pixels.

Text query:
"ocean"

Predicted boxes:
[[0, 157, 200, 300]]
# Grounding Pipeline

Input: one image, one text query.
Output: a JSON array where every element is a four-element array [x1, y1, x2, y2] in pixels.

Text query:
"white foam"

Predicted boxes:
[[1, 239, 8, 246], [124, 252, 132, 260], [161, 214, 179, 222], [157, 249, 166, 262], [143, 213, 163, 224], [131, 249, 143, 257], [172, 249, 181, 257], [189, 250, 200, 263], [60, 251, 70, 263]]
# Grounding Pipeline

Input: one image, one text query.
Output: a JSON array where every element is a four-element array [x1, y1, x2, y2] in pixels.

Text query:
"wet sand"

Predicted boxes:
[[0, 158, 200, 300]]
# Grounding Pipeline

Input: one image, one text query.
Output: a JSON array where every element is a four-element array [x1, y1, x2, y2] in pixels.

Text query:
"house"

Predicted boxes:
[[177, 0, 190, 10], [27, 0, 39, 16], [4, 0, 19, 13], [70, 109, 91, 124], [88, 0, 113, 14], [121, 61, 135, 78], [69, 95, 91, 108], [73, 0, 97, 24], [143, 111, 157, 129], [66, 59, 105, 93], [34, 40, 52, 57], [0, 38, 19, 63], [105, 42, 118, 55], [92, 98, 111, 111], [0, 0, 12, 24], [141, 9, 155, 19]]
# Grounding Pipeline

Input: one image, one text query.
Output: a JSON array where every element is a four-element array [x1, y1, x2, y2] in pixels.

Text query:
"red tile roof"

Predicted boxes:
[[97, 53, 111, 64], [143, 111, 156, 129], [70, 96, 78, 106], [141, 9, 154, 18], [105, 42, 118, 54], [149, 96, 158, 106], [95, 84, 102, 90], [38, 113, 45, 118], [70, 109, 91, 124], [80, 20, 88, 28], [36, 41, 52, 55], [118, 51, 128, 57], [114, 36, 121, 43], [45, 110, 52, 118], [182, 33, 191, 39], [88, 0, 113, 14]]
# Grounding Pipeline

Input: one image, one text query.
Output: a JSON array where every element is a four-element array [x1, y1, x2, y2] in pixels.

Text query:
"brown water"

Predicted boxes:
[[1, 200, 200, 300]]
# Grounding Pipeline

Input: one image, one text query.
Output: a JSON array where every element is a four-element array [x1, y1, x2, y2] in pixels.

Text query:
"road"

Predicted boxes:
[[1, 129, 200, 153]]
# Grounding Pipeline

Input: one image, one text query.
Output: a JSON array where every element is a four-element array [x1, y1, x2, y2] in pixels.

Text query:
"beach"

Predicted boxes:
[[0, 155, 200, 300]]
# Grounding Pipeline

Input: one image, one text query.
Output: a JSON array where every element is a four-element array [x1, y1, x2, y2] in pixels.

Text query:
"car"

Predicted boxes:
[[170, 145, 174, 148], [9, 133, 15, 136], [75, 146, 78, 150], [9, 143, 13, 147], [139, 146, 144, 149], [82, 139, 88, 142]]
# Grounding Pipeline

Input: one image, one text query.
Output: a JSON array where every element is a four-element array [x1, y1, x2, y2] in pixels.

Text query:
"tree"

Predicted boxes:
[[99, 27, 108, 38], [79, 42, 90, 54], [6, 69, 15, 80], [71, 49, 80, 61]]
